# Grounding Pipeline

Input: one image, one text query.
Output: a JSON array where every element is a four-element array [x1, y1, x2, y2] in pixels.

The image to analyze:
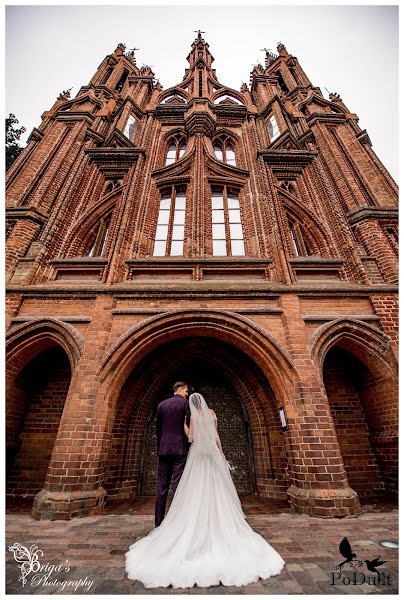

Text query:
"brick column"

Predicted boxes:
[[369, 294, 398, 360], [5, 294, 23, 330], [32, 295, 115, 520], [355, 220, 398, 285], [280, 294, 360, 517], [6, 220, 42, 284], [370, 293, 399, 493]]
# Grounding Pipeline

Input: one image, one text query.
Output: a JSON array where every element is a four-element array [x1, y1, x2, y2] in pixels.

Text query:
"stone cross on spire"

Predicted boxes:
[[125, 47, 140, 64], [260, 47, 277, 68], [187, 29, 213, 70], [194, 29, 206, 41]]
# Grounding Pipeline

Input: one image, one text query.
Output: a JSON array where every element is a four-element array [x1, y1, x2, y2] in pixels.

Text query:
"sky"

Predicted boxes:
[[5, 2, 399, 182]]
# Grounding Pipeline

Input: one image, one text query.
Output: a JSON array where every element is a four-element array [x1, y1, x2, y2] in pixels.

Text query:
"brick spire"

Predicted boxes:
[[187, 30, 214, 70], [183, 31, 218, 99]]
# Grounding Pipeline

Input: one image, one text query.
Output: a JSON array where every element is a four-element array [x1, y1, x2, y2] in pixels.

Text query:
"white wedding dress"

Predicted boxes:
[[125, 393, 285, 588]]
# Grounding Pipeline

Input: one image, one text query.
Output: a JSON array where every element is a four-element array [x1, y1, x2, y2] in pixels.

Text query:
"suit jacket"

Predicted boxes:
[[156, 394, 191, 456]]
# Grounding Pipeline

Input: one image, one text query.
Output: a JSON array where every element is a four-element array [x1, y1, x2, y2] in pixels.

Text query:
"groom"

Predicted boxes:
[[155, 381, 191, 526]]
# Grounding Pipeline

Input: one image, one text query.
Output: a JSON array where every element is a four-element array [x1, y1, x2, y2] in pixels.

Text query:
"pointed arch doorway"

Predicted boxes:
[[6, 345, 72, 503], [139, 362, 256, 496], [104, 332, 289, 503]]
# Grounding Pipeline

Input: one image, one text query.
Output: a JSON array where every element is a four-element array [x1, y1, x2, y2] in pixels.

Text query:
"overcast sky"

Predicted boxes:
[[5, 3, 399, 182]]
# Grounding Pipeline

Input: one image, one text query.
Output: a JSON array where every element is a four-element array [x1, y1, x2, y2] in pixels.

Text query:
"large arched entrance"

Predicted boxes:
[[139, 352, 256, 496], [323, 345, 395, 499], [6, 346, 72, 502], [6, 319, 82, 509], [103, 334, 289, 502], [312, 319, 398, 501]]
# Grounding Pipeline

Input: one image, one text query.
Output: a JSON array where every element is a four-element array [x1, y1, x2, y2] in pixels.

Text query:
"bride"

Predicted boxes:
[[125, 392, 285, 588]]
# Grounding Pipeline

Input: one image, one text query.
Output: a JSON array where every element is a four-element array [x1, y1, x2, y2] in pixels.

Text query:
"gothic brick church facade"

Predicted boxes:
[[6, 34, 398, 520]]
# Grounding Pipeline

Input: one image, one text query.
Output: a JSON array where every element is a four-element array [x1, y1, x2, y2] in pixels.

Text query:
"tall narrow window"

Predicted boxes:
[[289, 220, 300, 256], [290, 67, 300, 86], [288, 219, 310, 256], [198, 70, 203, 97], [214, 144, 223, 161], [268, 115, 280, 143], [166, 144, 176, 165], [211, 188, 245, 256], [276, 71, 289, 94], [212, 191, 226, 255], [165, 137, 187, 165], [213, 136, 236, 166], [100, 67, 113, 85], [124, 115, 137, 142], [226, 146, 236, 166], [115, 69, 129, 92], [153, 187, 186, 256], [87, 215, 111, 257]]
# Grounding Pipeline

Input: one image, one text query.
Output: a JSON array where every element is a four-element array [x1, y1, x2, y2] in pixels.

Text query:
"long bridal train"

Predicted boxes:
[[125, 394, 285, 588]]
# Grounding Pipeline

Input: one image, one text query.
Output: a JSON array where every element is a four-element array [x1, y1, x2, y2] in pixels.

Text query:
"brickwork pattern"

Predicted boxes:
[[7, 348, 71, 499], [6, 503, 398, 594]]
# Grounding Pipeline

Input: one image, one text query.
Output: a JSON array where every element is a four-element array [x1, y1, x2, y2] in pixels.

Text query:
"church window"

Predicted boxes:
[[165, 137, 187, 165], [226, 146, 236, 166], [288, 219, 310, 256], [198, 70, 203, 97], [290, 67, 300, 86], [87, 214, 112, 257], [124, 115, 137, 142], [166, 144, 176, 165], [100, 67, 113, 85], [214, 144, 222, 161], [115, 69, 129, 92], [153, 187, 186, 256], [276, 71, 289, 94], [268, 115, 280, 143], [213, 137, 236, 166], [211, 187, 245, 256]]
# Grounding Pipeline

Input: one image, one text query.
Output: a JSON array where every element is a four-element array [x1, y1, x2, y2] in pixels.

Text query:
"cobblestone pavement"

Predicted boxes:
[[6, 497, 398, 595]]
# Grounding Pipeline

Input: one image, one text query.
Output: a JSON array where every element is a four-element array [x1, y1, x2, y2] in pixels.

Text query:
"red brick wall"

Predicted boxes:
[[323, 346, 391, 497], [355, 221, 398, 284], [370, 294, 399, 350], [7, 347, 71, 499]]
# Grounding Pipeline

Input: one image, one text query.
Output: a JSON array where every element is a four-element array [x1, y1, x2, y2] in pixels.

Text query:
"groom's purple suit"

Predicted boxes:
[[155, 394, 191, 526]]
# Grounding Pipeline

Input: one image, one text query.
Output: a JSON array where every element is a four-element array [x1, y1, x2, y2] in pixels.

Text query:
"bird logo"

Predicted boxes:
[[335, 537, 388, 579], [336, 537, 359, 570], [364, 557, 387, 576]]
